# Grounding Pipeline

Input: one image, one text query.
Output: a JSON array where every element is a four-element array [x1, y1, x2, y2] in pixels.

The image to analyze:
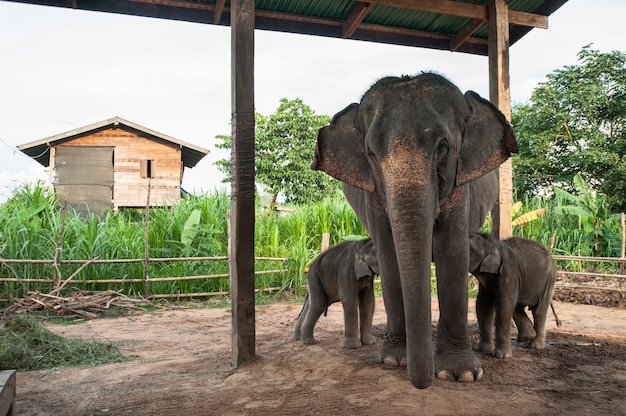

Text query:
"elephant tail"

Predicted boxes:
[[550, 302, 562, 327]]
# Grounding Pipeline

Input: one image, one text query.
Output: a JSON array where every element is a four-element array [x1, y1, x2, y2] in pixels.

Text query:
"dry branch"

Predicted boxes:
[[1, 289, 150, 322]]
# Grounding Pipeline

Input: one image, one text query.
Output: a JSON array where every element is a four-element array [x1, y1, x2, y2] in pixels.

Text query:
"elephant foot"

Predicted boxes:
[[435, 351, 483, 382], [361, 333, 376, 346], [517, 329, 536, 342], [491, 346, 512, 359], [378, 330, 407, 366], [527, 338, 545, 349], [344, 337, 363, 349], [474, 341, 495, 354], [300, 335, 317, 345]]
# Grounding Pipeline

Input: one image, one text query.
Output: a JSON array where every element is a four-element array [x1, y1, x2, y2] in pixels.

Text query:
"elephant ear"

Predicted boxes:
[[456, 91, 518, 187], [354, 254, 374, 280], [311, 103, 376, 192], [479, 250, 503, 275]]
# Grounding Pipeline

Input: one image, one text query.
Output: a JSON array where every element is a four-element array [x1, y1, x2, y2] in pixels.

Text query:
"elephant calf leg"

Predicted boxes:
[[300, 305, 327, 344], [527, 306, 549, 349], [359, 288, 376, 346], [475, 291, 495, 354], [492, 306, 514, 359], [513, 306, 536, 342], [342, 300, 363, 349]]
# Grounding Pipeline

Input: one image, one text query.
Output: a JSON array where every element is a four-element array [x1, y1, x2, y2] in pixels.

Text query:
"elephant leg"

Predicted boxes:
[[343, 185, 404, 364], [528, 303, 549, 349], [373, 217, 407, 365], [342, 296, 362, 349], [293, 296, 309, 340], [513, 305, 536, 342], [433, 205, 483, 382], [475, 286, 495, 354], [299, 302, 327, 345], [493, 297, 514, 359], [359, 285, 376, 346]]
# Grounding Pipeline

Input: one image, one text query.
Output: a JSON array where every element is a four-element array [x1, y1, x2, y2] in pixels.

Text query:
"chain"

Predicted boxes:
[[381, 329, 406, 345]]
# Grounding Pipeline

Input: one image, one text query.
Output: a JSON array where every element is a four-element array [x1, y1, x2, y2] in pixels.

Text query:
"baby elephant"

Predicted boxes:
[[469, 233, 558, 359], [293, 238, 379, 349]]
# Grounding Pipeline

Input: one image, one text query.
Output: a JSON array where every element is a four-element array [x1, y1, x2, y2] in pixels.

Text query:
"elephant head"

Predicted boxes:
[[312, 73, 517, 388], [469, 233, 503, 274], [354, 238, 379, 279]]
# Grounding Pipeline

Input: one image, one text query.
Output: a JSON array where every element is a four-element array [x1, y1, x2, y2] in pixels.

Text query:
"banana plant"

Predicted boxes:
[[511, 200, 546, 227], [553, 173, 618, 256]]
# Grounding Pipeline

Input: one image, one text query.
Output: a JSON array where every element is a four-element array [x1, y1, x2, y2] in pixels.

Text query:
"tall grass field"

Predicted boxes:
[[1, 183, 623, 301]]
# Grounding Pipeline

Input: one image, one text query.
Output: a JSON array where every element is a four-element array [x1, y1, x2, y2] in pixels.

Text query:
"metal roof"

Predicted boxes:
[[18, 116, 210, 169], [4, 0, 568, 56]]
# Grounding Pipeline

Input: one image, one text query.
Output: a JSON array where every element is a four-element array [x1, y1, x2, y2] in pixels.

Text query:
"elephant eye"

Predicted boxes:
[[436, 140, 449, 161]]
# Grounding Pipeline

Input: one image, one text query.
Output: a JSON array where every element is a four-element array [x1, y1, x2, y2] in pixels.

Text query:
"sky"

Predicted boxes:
[[1, 0, 625, 203]]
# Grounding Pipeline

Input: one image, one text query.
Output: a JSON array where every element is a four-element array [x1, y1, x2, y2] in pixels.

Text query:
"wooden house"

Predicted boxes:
[[18, 116, 209, 213]]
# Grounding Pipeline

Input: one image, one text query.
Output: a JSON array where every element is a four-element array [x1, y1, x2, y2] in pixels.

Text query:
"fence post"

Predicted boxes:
[[321, 232, 330, 253], [619, 212, 626, 274], [53, 201, 68, 288], [619, 212, 626, 305], [143, 180, 151, 297]]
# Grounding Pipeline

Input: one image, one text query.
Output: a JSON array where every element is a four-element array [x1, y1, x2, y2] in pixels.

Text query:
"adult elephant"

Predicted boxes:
[[311, 73, 517, 389]]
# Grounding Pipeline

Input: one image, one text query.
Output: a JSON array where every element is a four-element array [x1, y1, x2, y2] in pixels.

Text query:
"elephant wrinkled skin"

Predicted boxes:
[[293, 238, 379, 349], [469, 233, 559, 359], [312, 73, 517, 389]]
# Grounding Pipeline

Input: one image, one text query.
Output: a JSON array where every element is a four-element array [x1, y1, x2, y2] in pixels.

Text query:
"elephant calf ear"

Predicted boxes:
[[311, 103, 376, 192], [479, 252, 503, 275], [354, 255, 374, 280], [457, 91, 518, 186]]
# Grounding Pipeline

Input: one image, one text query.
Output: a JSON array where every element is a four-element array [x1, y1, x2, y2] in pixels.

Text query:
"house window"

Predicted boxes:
[[140, 159, 155, 178]]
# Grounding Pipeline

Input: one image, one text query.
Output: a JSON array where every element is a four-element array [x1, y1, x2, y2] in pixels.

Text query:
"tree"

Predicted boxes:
[[512, 45, 626, 211], [215, 98, 338, 205]]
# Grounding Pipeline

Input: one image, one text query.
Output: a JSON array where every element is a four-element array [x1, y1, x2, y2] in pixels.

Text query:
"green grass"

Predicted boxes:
[[1, 182, 623, 302], [0, 314, 128, 371]]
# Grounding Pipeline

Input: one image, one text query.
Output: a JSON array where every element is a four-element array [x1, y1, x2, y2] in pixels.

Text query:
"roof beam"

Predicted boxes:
[[450, 18, 484, 51], [360, 0, 548, 29], [214, 0, 226, 24], [342, 2, 372, 38]]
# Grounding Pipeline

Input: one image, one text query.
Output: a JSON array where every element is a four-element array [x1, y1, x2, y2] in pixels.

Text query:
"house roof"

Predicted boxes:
[[6, 0, 568, 56], [18, 116, 209, 168]]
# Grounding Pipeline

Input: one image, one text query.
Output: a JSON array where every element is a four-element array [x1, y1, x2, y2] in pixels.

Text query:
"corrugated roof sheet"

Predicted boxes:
[[5, 0, 568, 56]]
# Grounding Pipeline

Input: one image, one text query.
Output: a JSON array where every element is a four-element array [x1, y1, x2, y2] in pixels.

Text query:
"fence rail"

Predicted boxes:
[[0, 255, 289, 300], [2, 253, 625, 300]]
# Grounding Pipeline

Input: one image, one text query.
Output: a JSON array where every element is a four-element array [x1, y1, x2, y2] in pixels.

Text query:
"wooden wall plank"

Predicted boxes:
[[58, 128, 183, 208]]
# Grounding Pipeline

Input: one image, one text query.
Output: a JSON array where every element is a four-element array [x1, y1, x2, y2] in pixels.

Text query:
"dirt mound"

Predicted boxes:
[[14, 298, 626, 415]]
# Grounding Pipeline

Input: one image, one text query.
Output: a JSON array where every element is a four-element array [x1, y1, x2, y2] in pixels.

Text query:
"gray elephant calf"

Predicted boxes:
[[293, 238, 379, 348], [469, 233, 558, 359]]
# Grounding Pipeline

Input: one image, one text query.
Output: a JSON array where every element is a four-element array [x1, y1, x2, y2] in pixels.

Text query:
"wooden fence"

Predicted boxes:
[[0, 256, 289, 300], [552, 255, 625, 301], [2, 254, 625, 300]]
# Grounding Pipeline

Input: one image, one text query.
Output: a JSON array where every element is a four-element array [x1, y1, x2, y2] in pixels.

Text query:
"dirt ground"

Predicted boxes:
[[14, 297, 626, 416]]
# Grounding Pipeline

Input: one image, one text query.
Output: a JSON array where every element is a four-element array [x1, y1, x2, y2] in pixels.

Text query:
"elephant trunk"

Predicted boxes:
[[386, 179, 437, 389]]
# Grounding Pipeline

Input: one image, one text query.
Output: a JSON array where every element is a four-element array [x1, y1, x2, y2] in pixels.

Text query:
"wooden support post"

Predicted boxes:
[[230, 0, 256, 366], [488, 0, 513, 239], [0, 370, 15, 416]]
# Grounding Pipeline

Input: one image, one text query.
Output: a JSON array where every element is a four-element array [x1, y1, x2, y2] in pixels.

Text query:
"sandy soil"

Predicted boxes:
[[14, 297, 626, 416]]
